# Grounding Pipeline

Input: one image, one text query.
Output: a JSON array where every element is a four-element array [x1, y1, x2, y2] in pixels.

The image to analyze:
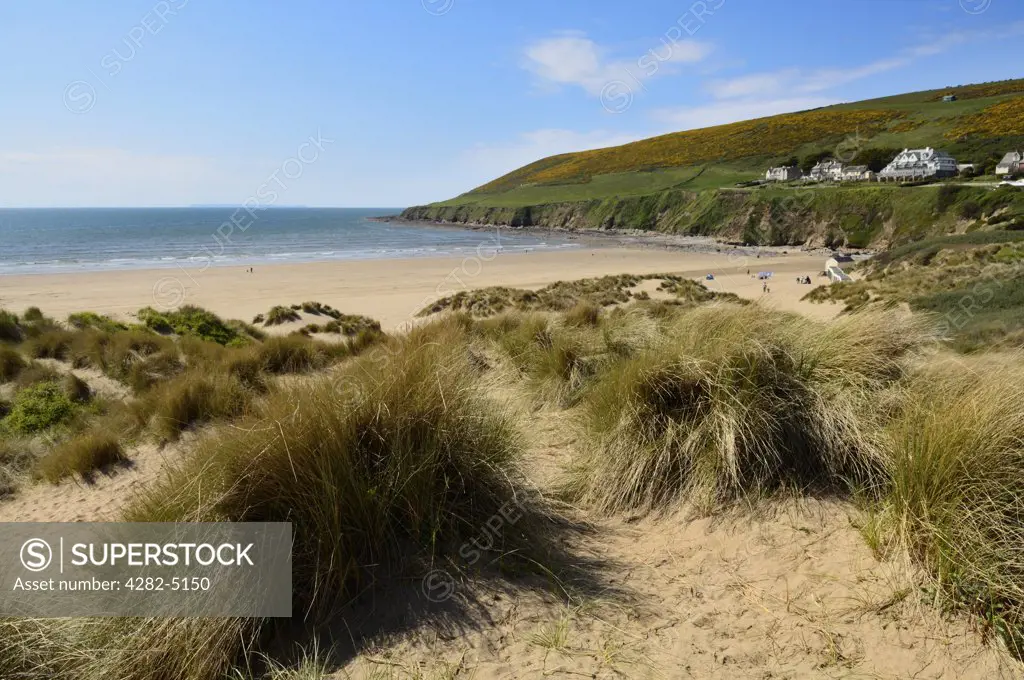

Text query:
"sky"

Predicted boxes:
[[0, 0, 1022, 208]]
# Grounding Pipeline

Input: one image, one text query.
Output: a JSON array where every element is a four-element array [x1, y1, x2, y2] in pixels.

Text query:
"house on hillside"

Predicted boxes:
[[877, 148, 958, 182], [996, 151, 1024, 176], [957, 163, 976, 175], [765, 166, 802, 182], [840, 165, 875, 182], [809, 159, 845, 182], [942, 94, 958, 102]]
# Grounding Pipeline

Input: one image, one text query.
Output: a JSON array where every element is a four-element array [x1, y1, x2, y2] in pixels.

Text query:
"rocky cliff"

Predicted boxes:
[[402, 185, 1024, 249]]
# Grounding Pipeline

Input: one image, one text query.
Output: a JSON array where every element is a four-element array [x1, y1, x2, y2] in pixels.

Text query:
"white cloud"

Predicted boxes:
[[705, 70, 797, 99], [652, 97, 837, 130], [707, 21, 1024, 102], [523, 33, 712, 97]]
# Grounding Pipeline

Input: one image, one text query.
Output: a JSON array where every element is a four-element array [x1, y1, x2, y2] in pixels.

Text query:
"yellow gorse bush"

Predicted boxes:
[[946, 96, 1024, 139], [477, 109, 905, 192]]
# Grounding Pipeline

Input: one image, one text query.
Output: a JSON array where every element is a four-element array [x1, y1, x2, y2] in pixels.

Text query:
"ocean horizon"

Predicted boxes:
[[0, 207, 580, 275]]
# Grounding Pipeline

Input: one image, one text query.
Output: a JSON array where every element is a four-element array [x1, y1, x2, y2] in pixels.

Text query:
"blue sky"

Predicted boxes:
[[0, 0, 1021, 208]]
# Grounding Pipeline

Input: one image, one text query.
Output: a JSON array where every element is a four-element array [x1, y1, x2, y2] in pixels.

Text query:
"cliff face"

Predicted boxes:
[[402, 185, 1021, 249]]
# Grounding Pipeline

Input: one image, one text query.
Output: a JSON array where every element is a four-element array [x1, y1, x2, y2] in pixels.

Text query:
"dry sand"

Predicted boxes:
[[0, 247, 840, 329]]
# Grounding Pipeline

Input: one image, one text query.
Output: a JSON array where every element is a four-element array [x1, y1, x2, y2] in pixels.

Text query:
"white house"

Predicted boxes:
[[809, 159, 845, 182], [765, 166, 802, 182], [840, 165, 875, 182], [996, 151, 1024, 176], [825, 258, 852, 282], [957, 163, 976, 175], [877, 148, 958, 182]]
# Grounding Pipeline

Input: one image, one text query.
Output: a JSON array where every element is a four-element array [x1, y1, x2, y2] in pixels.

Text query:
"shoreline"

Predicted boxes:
[[0, 246, 840, 330], [373, 214, 868, 259]]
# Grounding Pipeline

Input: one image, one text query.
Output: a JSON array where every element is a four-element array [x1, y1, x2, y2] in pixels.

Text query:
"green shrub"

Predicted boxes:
[[67, 311, 128, 333], [0, 347, 26, 382], [138, 305, 242, 345], [1, 382, 76, 435], [34, 430, 125, 483]]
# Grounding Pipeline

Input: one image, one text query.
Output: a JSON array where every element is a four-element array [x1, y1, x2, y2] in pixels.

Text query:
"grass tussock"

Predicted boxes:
[[869, 355, 1024, 654], [93, 320, 538, 680], [263, 305, 302, 326], [134, 371, 256, 442], [34, 429, 126, 483], [0, 438, 36, 498], [0, 346, 26, 382], [564, 305, 929, 513], [0, 309, 22, 342]]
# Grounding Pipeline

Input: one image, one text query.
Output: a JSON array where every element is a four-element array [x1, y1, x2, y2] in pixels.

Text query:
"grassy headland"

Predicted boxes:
[[402, 78, 1024, 248]]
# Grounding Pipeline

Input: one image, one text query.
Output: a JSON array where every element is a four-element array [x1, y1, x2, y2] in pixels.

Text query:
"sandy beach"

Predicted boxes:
[[0, 247, 837, 327]]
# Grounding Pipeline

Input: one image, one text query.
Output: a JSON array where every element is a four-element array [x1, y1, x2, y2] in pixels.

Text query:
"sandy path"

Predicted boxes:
[[0, 247, 838, 330], [336, 401, 1010, 679]]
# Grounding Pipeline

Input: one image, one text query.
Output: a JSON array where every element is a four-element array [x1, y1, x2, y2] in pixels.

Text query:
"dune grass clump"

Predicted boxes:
[[22, 306, 44, 322], [0, 309, 22, 342], [34, 429, 126, 483], [563, 301, 601, 327], [0, 617, 91, 679], [72, 329, 183, 392], [322, 313, 382, 336], [25, 328, 76, 360], [566, 305, 928, 513], [298, 300, 343, 317], [231, 335, 349, 376], [869, 356, 1024, 654], [61, 373, 91, 403], [0, 346, 26, 382], [13, 362, 60, 390], [135, 371, 256, 442], [263, 305, 301, 326], [98, 321, 536, 680], [0, 438, 35, 497]]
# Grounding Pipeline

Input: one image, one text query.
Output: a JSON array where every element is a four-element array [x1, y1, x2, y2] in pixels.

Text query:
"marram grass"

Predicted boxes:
[[563, 304, 932, 513]]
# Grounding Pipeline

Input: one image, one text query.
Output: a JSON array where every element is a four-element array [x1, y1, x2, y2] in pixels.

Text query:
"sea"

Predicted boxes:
[[0, 208, 580, 275]]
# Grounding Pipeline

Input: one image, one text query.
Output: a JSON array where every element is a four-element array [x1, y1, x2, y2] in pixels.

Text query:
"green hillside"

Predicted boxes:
[[401, 78, 1024, 248], [442, 78, 1024, 207]]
